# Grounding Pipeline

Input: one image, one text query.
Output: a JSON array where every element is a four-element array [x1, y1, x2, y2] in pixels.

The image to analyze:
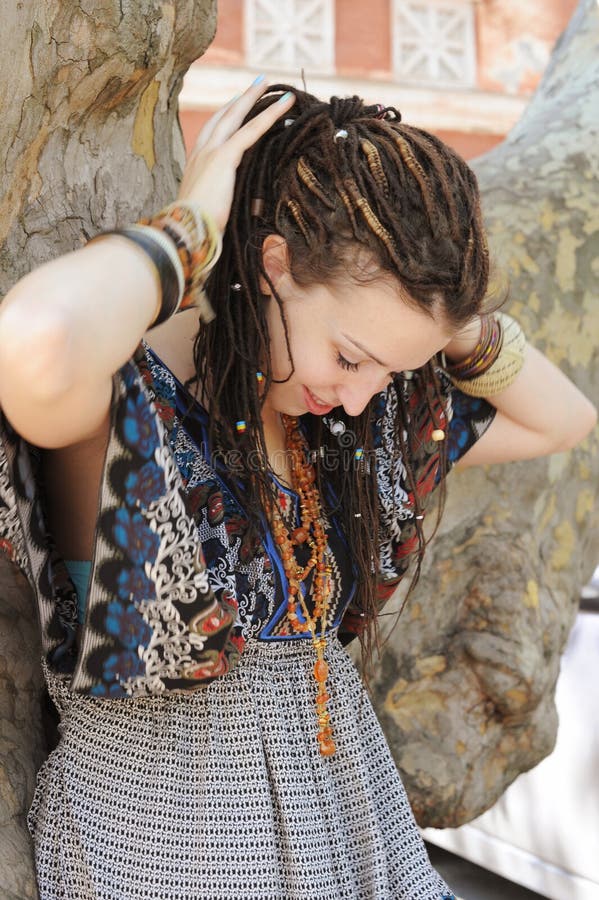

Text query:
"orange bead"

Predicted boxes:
[[291, 527, 309, 544], [317, 726, 332, 740], [316, 692, 330, 704], [319, 739, 336, 757], [314, 659, 329, 682]]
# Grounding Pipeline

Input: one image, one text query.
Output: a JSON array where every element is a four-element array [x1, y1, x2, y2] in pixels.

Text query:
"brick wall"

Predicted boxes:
[[179, 0, 578, 160]]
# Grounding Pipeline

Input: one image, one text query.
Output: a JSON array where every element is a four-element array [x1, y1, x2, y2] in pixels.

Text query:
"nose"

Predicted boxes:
[[337, 371, 392, 417]]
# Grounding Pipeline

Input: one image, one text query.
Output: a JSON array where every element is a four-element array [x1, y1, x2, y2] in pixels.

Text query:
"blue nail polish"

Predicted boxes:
[[278, 91, 293, 103], [252, 74, 266, 86]]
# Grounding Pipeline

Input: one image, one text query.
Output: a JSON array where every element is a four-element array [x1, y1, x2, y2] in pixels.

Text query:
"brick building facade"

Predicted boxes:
[[180, 0, 576, 160]]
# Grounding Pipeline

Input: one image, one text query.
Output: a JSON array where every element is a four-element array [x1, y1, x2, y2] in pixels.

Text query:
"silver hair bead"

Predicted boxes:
[[333, 129, 348, 142], [231, 283, 242, 292], [330, 420, 346, 436]]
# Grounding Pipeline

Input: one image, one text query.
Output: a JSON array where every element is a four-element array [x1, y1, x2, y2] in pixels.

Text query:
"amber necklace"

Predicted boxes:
[[267, 414, 336, 757]]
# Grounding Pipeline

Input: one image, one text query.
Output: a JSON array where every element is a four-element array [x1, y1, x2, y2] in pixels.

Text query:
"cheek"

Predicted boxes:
[[265, 301, 337, 386]]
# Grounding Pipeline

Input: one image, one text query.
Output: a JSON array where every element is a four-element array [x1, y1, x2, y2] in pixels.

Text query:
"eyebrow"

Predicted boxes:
[[342, 333, 391, 369]]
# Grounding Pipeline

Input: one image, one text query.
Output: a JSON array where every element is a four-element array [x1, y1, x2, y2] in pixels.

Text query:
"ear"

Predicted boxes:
[[260, 234, 290, 296]]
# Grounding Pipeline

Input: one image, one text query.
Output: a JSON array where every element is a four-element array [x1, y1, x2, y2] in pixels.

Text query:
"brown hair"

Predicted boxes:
[[193, 85, 489, 665]]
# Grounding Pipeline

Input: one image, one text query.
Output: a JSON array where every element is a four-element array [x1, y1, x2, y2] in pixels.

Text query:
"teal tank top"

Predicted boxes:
[[65, 560, 92, 625]]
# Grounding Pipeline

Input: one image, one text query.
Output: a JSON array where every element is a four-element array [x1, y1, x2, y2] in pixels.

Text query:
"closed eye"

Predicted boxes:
[[336, 352, 360, 372]]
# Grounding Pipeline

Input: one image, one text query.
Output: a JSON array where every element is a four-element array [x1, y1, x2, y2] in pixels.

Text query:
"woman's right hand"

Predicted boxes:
[[177, 78, 295, 232]]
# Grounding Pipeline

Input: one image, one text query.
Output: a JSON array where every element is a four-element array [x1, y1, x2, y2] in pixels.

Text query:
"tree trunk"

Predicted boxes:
[[0, 2, 216, 893], [366, 0, 599, 828]]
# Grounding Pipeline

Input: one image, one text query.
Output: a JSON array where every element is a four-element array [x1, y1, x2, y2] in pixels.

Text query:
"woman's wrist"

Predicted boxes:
[[140, 202, 222, 324], [87, 202, 222, 330], [444, 312, 527, 398]]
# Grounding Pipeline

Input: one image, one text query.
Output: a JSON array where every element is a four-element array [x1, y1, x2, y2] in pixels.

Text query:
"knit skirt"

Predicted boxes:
[[29, 637, 455, 900]]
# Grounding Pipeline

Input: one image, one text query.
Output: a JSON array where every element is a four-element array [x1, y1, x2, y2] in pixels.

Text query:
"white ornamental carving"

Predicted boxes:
[[246, 0, 335, 73], [393, 0, 476, 87]]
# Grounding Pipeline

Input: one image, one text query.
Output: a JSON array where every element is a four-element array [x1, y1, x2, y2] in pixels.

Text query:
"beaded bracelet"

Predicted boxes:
[[88, 225, 185, 328], [448, 312, 526, 397]]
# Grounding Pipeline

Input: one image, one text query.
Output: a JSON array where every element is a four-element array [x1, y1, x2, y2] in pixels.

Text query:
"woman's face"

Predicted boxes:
[[262, 265, 455, 420]]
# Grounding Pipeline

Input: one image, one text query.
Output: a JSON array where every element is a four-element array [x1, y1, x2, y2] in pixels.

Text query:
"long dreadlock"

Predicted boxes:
[[192, 85, 490, 668]]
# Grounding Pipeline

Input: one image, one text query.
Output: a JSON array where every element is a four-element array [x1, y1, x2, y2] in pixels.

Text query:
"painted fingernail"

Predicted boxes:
[[278, 91, 294, 103], [252, 74, 266, 87]]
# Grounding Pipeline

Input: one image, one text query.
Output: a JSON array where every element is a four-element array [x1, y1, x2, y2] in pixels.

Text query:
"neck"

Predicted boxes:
[[260, 403, 292, 487]]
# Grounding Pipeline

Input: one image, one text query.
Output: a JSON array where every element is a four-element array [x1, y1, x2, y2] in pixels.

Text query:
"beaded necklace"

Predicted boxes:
[[267, 414, 336, 757]]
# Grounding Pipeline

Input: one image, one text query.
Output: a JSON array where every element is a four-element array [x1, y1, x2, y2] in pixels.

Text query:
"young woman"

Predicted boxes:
[[0, 79, 595, 900]]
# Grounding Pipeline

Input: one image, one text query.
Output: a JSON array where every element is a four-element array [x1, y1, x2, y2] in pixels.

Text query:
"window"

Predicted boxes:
[[246, 0, 335, 73], [392, 0, 476, 88]]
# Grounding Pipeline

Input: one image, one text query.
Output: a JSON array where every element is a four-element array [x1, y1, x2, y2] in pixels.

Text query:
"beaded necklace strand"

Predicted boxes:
[[267, 414, 336, 757]]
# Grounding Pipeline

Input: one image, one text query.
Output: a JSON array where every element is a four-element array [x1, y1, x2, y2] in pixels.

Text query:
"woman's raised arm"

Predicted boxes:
[[0, 78, 295, 449], [445, 315, 597, 467]]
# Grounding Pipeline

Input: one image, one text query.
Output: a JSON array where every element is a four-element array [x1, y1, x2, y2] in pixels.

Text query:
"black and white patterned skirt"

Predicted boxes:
[[30, 638, 455, 900]]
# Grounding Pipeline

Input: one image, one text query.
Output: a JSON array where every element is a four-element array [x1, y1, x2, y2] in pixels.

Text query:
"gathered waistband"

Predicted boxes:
[[41, 632, 350, 715]]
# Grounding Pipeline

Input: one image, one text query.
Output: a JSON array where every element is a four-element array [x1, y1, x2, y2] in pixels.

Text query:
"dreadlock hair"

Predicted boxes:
[[192, 85, 490, 670]]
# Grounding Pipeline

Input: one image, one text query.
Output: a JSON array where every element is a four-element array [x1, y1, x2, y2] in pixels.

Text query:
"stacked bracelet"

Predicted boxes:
[[447, 312, 526, 397], [87, 202, 223, 329], [87, 224, 185, 328], [445, 314, 503, 380], [140, 202, 222, 324]]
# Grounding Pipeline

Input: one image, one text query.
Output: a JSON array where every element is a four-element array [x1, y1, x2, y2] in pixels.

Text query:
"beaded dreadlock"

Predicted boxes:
[[193, 85, 490, 665]]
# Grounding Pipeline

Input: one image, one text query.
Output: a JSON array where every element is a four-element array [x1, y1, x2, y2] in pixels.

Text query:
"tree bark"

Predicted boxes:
[[0, 2, 216, 893], [366, 0, 599, 828]]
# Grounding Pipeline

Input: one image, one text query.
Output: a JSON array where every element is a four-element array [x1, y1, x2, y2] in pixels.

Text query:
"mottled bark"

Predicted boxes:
[[366, 0, 599, 828], [0, 1, 216, 893]]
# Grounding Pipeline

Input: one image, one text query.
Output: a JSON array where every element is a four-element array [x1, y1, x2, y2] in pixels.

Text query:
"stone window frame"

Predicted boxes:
[[245, 0, 335, 75], [391, 0, 477, 89]]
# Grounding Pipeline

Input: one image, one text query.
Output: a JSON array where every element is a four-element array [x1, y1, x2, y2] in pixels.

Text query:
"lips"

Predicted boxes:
[[303, 386, 335, 416]]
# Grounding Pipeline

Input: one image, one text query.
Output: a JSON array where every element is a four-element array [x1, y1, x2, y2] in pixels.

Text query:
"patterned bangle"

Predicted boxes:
[[88, 225, 185, 328], [140, 203, 222, 323], [449, 312, 526, 397]]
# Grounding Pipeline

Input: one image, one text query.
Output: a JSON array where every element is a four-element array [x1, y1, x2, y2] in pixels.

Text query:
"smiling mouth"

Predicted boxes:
[[304, 386, 336, 414]]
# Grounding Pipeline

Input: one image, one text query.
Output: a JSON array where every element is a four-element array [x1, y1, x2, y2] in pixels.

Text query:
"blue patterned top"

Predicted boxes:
[[0, 343, 495, 698]]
